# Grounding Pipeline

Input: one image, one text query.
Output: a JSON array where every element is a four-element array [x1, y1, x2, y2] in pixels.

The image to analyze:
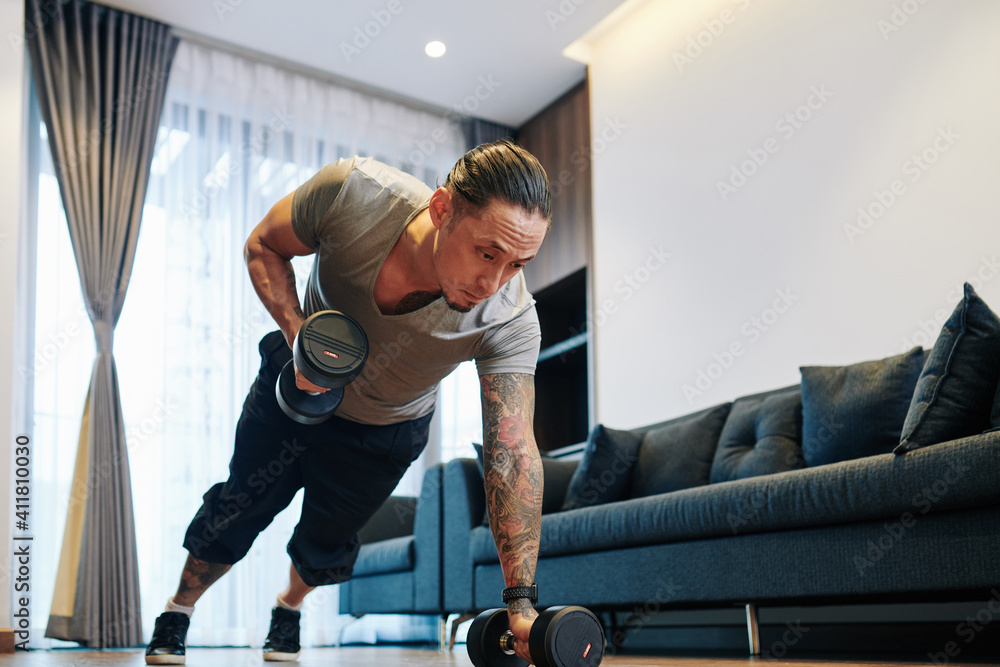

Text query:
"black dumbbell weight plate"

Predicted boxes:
[[275, 361, 344, 425], [531, 606, 605, 667], [294, 311, 368, 389], [467, 609, 527, 667]]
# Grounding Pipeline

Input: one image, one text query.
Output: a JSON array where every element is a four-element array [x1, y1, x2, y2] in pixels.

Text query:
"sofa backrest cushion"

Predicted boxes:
[[800, 346, 924, 466], [897, 282, 1000, 453], [561, 425, 643, 511], [710, 385, 803, 483], [629, 402, 732, 498], [539, 458, 580, 513]]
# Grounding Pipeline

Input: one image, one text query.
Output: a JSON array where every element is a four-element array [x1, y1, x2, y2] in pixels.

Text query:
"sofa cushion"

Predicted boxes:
[[897, 283, 1000, 453], [467, 431, 1000, 564], [540, 458, 580, 512], [710, 385, 803, 483], [473, 443, 579, 521], [561, 425, 643, 510], [800, 347, 924, 466], [629, 402, 732, 498], [353, 535, 414, 576]]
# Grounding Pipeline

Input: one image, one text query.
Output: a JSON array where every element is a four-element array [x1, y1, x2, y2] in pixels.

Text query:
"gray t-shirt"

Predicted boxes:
[[291, 156, 541, 425]]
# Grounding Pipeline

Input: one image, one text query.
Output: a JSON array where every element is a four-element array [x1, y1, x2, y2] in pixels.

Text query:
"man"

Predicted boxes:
[[145, 139, 550, 664]]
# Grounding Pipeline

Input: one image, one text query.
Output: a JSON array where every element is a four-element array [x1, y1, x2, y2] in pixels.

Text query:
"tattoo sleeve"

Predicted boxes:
[[480, 373, 543, 607]]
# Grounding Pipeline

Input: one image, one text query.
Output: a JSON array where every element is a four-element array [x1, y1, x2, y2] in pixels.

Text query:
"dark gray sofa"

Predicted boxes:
[[444, 416, 1000, 653], [443, 322, 1000, 657], [349, 283, 1000, 653]]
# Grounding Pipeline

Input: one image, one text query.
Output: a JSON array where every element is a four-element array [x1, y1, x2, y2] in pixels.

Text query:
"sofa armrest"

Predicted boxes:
[[444, 458, 485, 612], [357, 496, 417, 544], [413, 462, 445, 612], [341, 462, 446, 615]]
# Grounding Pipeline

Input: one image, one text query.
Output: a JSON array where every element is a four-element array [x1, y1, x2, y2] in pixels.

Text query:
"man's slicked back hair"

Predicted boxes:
[[444, 138, 551, 225]]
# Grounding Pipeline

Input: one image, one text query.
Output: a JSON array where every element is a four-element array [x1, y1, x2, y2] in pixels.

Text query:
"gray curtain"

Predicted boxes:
[[461, 117, 516, 150], [25, 0, 178, 648]]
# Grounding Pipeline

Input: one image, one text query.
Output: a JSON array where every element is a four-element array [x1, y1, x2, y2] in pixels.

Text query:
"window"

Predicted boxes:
[[28, 38, 464, 648], [437, 361, 483, 462]]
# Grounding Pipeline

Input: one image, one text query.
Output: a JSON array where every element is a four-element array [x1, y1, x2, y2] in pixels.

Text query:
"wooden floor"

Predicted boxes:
[[3, 647, 999, 666]]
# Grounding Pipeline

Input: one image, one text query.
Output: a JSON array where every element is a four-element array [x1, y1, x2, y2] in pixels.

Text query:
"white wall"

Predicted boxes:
[[1, 0, 26, 629], [582, 0, 1000, 427]]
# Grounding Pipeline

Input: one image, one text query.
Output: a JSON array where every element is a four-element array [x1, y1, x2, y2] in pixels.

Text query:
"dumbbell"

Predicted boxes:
[[275, 310, 368, 425], [467, 606, 605, 667]]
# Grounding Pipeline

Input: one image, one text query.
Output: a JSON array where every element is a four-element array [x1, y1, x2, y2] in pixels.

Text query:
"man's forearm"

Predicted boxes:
[[481, 373, 543, 613], [244, 236, 305, 346]]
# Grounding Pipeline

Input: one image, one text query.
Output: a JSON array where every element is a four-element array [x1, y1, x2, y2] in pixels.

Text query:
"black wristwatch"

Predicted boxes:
[[502, 583, 538, 605]]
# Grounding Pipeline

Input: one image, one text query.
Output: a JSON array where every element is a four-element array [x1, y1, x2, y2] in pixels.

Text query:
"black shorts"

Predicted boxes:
[[182, 330, 432, 586]]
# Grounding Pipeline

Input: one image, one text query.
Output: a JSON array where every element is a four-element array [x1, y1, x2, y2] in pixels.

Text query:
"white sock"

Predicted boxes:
[[276, 593, 302, 612], [165, 596, 195, 618]]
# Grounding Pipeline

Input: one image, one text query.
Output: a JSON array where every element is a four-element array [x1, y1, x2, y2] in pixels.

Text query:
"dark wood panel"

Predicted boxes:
[[518, 79, 592, 294]]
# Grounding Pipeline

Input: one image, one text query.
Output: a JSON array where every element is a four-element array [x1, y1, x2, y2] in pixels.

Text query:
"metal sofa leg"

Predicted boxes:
[[447, 612, 476, 651], [745, 603, 761, 656], [338, 614, 364, 647]]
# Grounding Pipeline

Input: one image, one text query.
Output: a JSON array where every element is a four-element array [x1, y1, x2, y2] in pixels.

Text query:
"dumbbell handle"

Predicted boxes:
[[499, 630, 517, 656]]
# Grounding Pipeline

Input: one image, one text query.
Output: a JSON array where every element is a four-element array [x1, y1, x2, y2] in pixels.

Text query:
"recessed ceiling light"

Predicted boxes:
[[425, 41, 446, 58]]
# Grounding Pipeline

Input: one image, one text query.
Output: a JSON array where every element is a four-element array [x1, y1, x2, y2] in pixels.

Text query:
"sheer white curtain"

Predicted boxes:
[[30, 38, 464, 648]]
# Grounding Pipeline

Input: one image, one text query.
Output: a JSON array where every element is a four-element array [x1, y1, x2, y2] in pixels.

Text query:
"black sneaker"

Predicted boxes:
[[263, 606, 301, 662], [145, 611, 190, 665]]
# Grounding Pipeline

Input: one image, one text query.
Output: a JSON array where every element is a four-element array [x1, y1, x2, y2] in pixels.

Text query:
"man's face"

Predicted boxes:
[[432, 200, 548, 313]]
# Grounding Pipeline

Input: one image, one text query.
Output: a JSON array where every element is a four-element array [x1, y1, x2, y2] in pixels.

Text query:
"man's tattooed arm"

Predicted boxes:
[[480, 373, 543, 621]]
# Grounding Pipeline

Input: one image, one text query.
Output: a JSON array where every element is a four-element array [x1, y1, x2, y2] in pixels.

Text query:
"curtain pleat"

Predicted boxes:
[[461, 117, 516, 150], [25, 0, 179, 648]]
